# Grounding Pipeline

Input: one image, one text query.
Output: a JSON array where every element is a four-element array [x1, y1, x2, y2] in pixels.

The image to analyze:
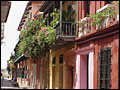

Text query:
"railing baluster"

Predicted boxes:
[[69, 23, 70, 36], [71, 23, 74, 36], [68, 23, 71, 36], [70, 23, 72, 36], [65, 23, 67, 36], [74, 23, 76, 36], [62, 22, 63, 36], [63, 23, 65, 36]]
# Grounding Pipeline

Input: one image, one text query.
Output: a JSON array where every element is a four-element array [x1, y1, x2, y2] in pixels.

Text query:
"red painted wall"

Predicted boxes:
[[77, 29, 119, 89]]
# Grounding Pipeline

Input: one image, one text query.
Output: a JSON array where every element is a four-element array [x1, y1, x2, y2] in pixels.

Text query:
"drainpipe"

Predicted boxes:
[[60, 1, 62, 36]]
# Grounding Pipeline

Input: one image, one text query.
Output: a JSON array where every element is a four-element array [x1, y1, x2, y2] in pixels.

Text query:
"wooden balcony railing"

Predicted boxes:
[[55, 21, 76, 37], [78, 3, 119, 38]]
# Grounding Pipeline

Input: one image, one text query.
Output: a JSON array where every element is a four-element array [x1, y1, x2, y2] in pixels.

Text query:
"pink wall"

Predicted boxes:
[[80, 55, 87, 89]]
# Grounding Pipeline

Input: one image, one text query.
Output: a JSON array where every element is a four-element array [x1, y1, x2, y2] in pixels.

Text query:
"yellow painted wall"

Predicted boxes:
[[49, 42, 76, 89]]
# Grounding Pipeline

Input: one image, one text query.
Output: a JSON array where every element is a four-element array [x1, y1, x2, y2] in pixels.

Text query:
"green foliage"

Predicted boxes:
[[18, 13, 57, 58], [114, 1, 119, 14], [91, 12, 108, 28], [76, 2, 119, 33], [50, 8, 60, 27], [62, 9, 75, 22], [91, 2, 119, 29]]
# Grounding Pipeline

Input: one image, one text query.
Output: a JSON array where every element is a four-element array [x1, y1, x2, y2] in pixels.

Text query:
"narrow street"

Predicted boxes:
[[1, 78, 19, 89]]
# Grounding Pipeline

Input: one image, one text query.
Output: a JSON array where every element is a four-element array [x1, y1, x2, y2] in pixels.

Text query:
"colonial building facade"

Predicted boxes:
[[13, 1, 119, 89]]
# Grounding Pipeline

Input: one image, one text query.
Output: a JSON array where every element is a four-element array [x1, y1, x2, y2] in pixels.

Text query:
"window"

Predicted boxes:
[[86, 1, 90, 16], [59, 54, 63, 64], [98, 48, 112, 89], [52, 56, 56, 65]]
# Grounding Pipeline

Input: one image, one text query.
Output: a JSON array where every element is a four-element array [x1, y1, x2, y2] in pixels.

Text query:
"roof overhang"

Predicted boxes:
[[14, 54, 28, 63], [17, 1, 32, 31], [1, 1, 11, 23]]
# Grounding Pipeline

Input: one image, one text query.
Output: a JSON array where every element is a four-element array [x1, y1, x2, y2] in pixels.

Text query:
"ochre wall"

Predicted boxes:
[[49, 43, 76, 89]]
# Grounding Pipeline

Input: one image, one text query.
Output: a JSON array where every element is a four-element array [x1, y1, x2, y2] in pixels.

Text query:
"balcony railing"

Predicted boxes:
[[78, 4, 119, 38], [96, 4, 118, 29], [55, 21, 76, 38], [78, 17, 91, 37]]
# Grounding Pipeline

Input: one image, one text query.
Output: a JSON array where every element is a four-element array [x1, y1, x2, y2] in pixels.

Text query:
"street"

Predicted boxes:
[[1, 78, 19, 89]]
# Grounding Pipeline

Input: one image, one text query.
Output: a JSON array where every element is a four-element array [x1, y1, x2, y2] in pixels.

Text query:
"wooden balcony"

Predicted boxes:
[[52, 21, 76, 49]]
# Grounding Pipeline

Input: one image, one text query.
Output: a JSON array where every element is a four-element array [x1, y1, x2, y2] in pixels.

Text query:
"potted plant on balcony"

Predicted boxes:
[[91, 2, 119, 30], [76, 21, 85, 37], [50, 8, 76, 36], [62, 10, 76, 35], [91, 11, 108, 30], [62, 10, 75, 22], [115, 1, 119, 21]]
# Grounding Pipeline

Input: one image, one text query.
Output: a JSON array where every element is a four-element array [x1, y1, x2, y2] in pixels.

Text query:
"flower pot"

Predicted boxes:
[[78, 27, 83, 37]]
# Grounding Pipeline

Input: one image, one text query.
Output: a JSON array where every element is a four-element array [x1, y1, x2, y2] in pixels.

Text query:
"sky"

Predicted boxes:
[[1, 1, 28, 69]]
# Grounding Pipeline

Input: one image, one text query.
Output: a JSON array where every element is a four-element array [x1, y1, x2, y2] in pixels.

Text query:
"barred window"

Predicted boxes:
[[97, 48, 112, 89]]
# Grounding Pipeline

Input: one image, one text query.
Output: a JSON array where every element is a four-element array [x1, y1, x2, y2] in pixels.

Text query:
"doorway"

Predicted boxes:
[[76, 48, 94, 89]]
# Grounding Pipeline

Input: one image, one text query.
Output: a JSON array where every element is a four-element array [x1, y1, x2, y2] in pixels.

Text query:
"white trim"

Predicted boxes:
[[96, 4, 112, 13], [88, 52, 94, 89]]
